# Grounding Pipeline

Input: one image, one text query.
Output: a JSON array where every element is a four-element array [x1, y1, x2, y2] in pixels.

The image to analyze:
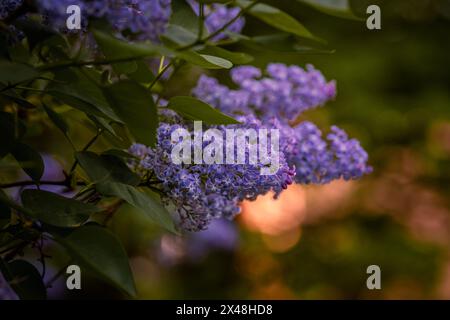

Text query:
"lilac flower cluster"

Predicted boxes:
[[267, 118, 371, 184], [193, 64, 371, 185], [129, 115, 295, 231], [0, 0, 23, 20], [193, 64, 337, 122], [35, 0, 171, 41], [188, 1, 245, 41]]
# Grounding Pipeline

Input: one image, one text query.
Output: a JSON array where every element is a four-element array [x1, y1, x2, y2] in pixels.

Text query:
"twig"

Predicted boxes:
[[68, 128, 103, 175], [198, 3, 205, 41], [148, 61, 174, 90], [0, 180, 85, 189], [178, 0, 260, 50]]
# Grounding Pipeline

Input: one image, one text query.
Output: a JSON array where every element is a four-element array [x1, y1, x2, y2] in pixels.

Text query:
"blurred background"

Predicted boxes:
[[5, 0, 450, 299]]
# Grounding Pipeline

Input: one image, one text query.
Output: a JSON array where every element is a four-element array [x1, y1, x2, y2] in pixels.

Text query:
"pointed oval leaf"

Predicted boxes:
[[0, 61, 39, 85], [96, 182, 176, 234], [60, 225, 136, 297], [167, 96, 240, 124], [237, 0, 320, 41], [11, 143, 44, 182], [103, 81, 158, 147], [0, 259, 47, 300], [200, 46, 253, 65], [21, 189, 100, 227], [43, 104, 69, 136], [76, 151, 140, 186], [297, 0, 361, 20]]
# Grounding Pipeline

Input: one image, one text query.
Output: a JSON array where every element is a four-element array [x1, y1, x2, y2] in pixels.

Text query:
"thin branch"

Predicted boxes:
[[68, 128, 103, 175], [148, 60, 174, 90], [38, 56, 150, 72], [197, 3, 205, 41], [179, 0, 260, 51], [0, 180, 85, 189]]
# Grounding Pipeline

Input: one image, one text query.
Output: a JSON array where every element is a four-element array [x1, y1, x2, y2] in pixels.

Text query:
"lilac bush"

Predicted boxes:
[[0, 0, 371, 299]]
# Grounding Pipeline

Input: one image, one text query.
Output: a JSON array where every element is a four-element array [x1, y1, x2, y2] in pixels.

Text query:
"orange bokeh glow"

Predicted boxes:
[[240, 184, 307, 236]]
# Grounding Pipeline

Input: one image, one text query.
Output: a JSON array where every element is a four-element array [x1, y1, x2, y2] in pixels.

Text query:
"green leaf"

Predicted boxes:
[[199, 46, 253, 65], [10, 143, 44, 182], [236, 33, 334, 54], [163, 24, 198, 47], [297, 0, 361, 20], [60, 225, 136, 296], [127, 60, 155, 84], [21, 189, 100, 228], [200, 54, 233, 69], [0, 259, 47, 300], [93, 29, 164, 60], [49, 69, 121, 122], [13, 19, 59, 50], [48, 91, 110, 120], [167, 96, 240, 124], [0, 112, 20, 158], [1, 92, 37, 109], [0, 61, 39, 85], [43, 104, 69, 137], [87, 115, 123, 141], [102, 149, 138, 160], [94, 26, 231, 70], [76, 151, 140, 186], [0, 190, 11, 219], [237, 0, 319, 41], [176, 50, 233, 69], [103, 81, 158, 147], [93, 29, 164, 74], [170, 0, 204, 34], [97, 182, 176, 233]]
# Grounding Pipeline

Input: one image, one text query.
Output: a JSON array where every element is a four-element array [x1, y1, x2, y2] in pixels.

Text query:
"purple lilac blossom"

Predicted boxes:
[[192, 63, 371, 184], [193, 63, 337, 122], [204, 4, 244, 41], [129, 114, 295, 231], [267, 118, 372, 184], [188, 1, 245, 41], [34, 0, 171, 41], [0, 0, 23, 20]]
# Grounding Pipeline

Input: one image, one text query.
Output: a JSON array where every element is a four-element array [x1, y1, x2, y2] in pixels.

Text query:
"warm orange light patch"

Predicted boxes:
[[240, 184, 306, 236]]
